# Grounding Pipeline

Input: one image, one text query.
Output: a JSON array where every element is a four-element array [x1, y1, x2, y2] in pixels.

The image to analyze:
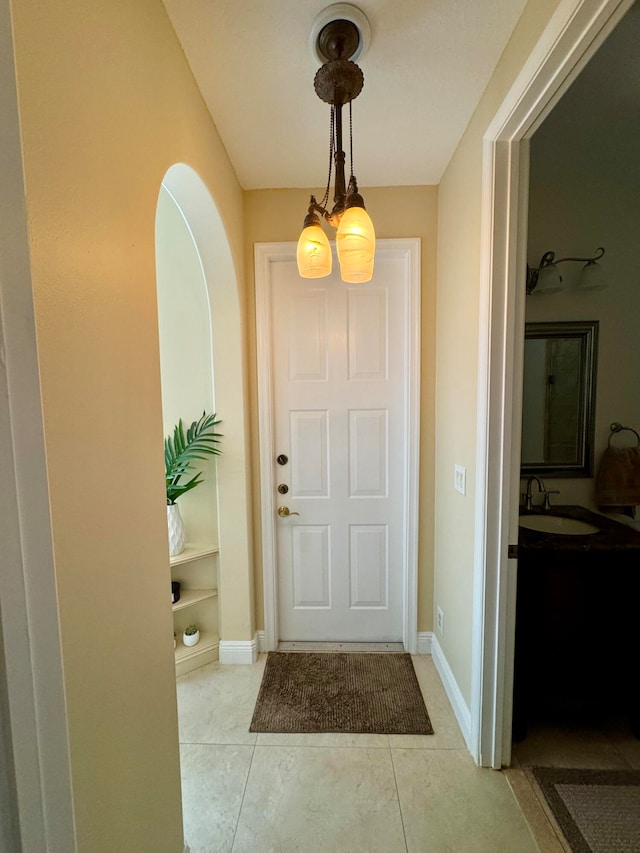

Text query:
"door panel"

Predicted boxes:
[[289, 292, 328, 381], [349, 409, 388, 497], [349, 524, 388, 608], [292, 525, 331, 608], [347, 288, 388, 380], [270, 251, 408, 642], [290, 410, 329, 496]]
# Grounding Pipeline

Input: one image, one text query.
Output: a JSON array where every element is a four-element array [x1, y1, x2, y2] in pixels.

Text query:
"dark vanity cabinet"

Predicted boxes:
[[513, 506, 640, 741]]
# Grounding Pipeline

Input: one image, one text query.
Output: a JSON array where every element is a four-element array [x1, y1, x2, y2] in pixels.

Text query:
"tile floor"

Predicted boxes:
[[176, 654, 540, 852], [506, 713, 640, 853]]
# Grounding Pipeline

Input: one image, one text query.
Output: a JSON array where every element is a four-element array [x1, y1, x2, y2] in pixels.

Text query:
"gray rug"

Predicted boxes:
[[532, 767, 640, 853], [249, 652, 433, 734]]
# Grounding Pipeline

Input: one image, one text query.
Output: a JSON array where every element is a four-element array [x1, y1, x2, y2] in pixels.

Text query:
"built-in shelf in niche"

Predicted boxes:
[[169, 543, 218, 567], [172, 588, 218, 612], [170, 542, 219, 676], [174, 630, 219, 668]]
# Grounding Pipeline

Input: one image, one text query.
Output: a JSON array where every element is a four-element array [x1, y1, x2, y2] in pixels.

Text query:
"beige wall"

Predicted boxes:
[[10, 0, 245, 849], [435, 0, 562, 705], [244, 186, 438, 633]]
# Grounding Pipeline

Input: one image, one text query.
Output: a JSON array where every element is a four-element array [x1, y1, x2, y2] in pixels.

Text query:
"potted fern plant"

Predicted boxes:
[[165, 411, 222, 556]]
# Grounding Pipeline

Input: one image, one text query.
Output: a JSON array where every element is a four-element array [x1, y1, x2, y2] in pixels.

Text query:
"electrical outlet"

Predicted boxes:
[[454, 464, 466, 495], [437, 606, 444, 635]]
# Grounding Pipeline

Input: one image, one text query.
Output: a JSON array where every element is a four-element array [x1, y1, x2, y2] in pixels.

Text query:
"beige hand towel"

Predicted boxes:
[[595, 446, 640, 507]]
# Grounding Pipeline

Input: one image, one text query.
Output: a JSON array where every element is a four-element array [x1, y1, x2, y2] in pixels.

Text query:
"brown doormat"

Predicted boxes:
[[531, 767, 640, 853], [249, 652, 433, 734]]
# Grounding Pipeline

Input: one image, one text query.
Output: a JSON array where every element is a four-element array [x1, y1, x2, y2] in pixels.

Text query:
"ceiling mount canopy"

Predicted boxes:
[[313, 52, 364, 106], [309, 3, 371, 64], [316, 18, 361, 63], [297, 4, 376, 283]]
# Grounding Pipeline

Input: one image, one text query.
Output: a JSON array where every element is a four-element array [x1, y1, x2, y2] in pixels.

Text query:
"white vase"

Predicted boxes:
[[183, 629, 200, 647], [167, 503, 185, 557]]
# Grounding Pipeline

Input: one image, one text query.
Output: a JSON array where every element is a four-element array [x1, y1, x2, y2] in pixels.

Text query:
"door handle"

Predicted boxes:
[[277, 506, 300, 517]]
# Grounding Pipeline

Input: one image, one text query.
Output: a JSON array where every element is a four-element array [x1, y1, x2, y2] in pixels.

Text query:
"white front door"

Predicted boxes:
[[256, 240, 420, 645]]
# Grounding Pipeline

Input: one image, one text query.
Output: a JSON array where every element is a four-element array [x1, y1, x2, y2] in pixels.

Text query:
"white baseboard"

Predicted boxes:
[[431, 635, 472, 752], [416, 631, 433, 654], [256, 630, 266, 652], [218, 635, 258, 665]]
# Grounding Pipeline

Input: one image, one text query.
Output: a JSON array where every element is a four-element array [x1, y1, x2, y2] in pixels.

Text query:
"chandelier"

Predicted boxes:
[[296, 7, 375, 283]]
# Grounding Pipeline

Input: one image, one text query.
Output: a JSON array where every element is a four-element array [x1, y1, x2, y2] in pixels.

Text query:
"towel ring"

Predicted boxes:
[[608, 422, 640, 447]]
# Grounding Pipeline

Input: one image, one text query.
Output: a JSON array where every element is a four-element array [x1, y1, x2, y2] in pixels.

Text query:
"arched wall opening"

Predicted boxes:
[[156, 182, 217, 545], [157, 163, 255, 659]]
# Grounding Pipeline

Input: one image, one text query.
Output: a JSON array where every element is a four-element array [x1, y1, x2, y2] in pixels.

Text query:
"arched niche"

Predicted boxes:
[[156, 182, 216, 544], [157, 163, 254, 652]]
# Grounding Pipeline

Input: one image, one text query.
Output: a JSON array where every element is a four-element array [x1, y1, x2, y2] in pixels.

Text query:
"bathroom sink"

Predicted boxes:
[[519, 514, 600, 535]]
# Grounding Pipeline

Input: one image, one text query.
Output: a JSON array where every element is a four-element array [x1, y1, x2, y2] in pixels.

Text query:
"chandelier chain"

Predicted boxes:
[[319, 105, 335, 210], [349, 100, 354, 181]]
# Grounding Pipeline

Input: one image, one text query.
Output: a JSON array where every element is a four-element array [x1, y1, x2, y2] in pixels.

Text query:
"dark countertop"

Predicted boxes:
[[518, 504, 640, 551]]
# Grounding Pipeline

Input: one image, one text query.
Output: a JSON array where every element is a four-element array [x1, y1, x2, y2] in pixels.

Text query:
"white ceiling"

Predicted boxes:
[[162, 0, 529, 190]]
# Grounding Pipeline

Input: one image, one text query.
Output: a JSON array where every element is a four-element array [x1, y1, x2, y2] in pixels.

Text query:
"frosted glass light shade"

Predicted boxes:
[[336, 205, 375, 282], [533, 264, 563, 294], [296, 223, 332, 278], [578, 261, 607, 291], [340, 261, 375, 283]]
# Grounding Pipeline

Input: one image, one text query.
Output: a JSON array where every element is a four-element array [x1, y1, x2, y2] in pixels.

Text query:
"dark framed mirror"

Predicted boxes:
[[521, 320, 599, 477]]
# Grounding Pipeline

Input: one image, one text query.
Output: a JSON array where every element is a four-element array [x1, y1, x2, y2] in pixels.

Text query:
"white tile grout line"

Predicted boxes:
[[389, 747, 410, 853], [179, 739, 257, 746], [230, 741, 256, 853], [180, 738, 465, 750], [248, 742, 392, 750]]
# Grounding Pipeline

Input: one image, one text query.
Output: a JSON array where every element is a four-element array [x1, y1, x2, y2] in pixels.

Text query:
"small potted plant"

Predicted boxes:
[[165, 411, 222, 556], [183, 624, 200, 647]]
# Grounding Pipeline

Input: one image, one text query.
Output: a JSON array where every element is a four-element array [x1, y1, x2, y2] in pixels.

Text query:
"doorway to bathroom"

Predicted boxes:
[[473, 0, 636, 769], [512, 0, 640, 764]]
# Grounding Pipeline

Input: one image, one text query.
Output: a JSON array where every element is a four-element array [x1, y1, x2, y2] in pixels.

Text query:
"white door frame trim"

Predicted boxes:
[[0, 0, 77, 845], [255, 239, 421, 653], [474, 0, 633, 768]]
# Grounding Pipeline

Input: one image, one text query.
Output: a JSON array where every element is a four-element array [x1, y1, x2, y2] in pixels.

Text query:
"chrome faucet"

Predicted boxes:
[[524, 476, 545, 511]]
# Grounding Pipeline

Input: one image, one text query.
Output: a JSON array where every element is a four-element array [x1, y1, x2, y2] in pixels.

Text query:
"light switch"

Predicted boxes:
[[454, 464, 466, 495]]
